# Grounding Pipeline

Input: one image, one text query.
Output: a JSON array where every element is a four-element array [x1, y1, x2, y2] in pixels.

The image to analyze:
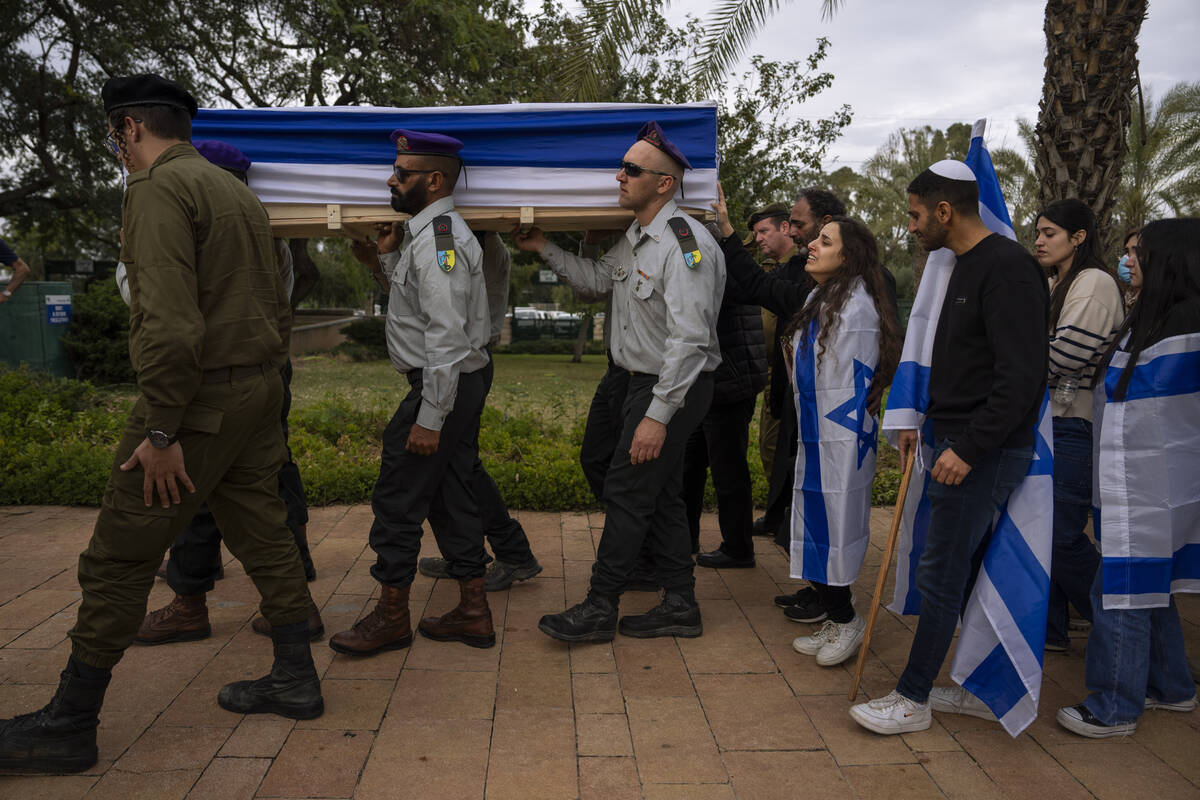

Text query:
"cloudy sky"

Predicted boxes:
[[635, 0, 1199, 170]]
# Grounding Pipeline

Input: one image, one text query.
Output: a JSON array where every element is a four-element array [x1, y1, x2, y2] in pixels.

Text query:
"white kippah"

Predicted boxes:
[[928, 159, 976, 181]]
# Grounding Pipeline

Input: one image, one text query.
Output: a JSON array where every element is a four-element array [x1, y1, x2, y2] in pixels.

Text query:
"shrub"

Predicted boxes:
[[339, 317, 388, 360], [60, 279, 135, 384], [496, 339, 606, 356]]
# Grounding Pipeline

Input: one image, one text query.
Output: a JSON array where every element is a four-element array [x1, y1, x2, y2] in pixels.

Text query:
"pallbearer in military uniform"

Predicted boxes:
[[514, 122, 725, 642], [0, 74, 321, 775], [329, 128, 496, 655]]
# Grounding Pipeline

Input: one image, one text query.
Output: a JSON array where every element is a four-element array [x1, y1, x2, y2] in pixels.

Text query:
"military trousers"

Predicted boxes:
[[70, 368, 311, 669], [589, 372, 714, 600], [579, 356, 632, 502], [475, 358, 536, 566], [368, 368, 488, 588], [166, 359, 313, 595]]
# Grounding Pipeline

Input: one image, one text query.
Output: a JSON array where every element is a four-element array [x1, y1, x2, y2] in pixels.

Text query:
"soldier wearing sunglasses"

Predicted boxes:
[[515, 121, 725, 642]]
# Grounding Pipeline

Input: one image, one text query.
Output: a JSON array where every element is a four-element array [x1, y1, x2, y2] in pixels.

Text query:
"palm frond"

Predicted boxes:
[[689, 0, 790, 93], [559, 0, 662, 101]]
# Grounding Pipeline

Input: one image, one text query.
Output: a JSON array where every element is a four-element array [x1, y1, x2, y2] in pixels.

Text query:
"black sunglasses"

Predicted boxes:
[[619, 160, 673, 179], [393, 165, 440, 182]]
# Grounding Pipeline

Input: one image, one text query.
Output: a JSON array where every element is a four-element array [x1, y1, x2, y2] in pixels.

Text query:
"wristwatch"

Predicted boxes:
[[146, 428, 178, 449]]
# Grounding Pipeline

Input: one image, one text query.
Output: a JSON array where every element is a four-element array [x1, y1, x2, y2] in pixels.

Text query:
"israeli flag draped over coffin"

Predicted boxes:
[[191, 102, 719, 209], [880, 119, 1054, 737], [790, 280, 881, 585], [1095, 332, 1200, 610]]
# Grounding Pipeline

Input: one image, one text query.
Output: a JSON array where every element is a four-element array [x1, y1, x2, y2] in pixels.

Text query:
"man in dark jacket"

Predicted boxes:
[[689, 229, 769, 568]]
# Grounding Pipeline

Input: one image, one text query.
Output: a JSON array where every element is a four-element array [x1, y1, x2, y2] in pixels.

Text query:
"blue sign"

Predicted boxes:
[[45, 294, 72, 325]]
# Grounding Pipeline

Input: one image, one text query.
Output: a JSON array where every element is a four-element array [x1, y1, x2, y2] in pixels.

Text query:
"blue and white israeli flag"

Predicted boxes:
[[880, 119, 1054, 737], [790, 280, 881, 585], [1095, 332, 1200, 609], [191, 102, 719, 210]]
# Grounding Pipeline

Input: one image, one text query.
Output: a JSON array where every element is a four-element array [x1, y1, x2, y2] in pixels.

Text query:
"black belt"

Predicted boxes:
[[201, 363, 267, 384]]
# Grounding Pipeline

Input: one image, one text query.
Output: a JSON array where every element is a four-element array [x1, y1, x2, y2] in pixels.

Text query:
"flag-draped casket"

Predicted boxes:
[[192, 102, 719, 236]]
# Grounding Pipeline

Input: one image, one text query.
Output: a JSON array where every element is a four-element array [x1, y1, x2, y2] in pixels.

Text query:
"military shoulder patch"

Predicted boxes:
[[667, 217, 702, 269], [432, 215, 456, 272]]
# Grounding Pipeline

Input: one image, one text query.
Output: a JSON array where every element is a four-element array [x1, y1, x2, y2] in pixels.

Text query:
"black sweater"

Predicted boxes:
[[927, 233, 1048, 465]]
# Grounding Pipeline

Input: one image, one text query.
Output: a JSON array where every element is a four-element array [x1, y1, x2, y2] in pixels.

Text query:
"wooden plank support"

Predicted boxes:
[[326, 204, 343, 230], [519, 206, 535, 231]]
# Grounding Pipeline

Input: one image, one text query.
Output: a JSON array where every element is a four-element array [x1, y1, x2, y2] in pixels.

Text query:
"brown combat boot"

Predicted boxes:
[[133, 593, 211, 645], [328, 585, 412, 656], [417, 577, 495, 649], [251, 596, 326, 641]]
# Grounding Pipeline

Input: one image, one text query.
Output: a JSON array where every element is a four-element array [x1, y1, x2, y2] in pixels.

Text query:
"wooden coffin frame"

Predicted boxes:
[[266, 203, 716, 238]]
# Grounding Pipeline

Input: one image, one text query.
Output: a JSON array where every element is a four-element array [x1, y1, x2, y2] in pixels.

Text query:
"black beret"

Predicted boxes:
[[746, 202, 789, 229], [102, 74, 198, 119]]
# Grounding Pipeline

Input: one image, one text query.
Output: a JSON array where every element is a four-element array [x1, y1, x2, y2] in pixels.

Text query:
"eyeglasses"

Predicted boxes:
[[393, 166, 440, 182], [103, 118, 142, 157], [619, 160, 672, 179]]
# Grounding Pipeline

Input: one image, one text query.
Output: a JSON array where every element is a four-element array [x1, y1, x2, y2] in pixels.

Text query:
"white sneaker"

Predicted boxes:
[[816, 614, 867, 666], [929, 686, 997, 721], [1144, 694, 1198, 712], [793, 619, 838, 655], [850, 689, 931, 734]]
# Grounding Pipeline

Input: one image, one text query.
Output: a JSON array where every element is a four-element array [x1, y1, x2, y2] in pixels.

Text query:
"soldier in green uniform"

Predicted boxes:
[[0, 74, 322, 775]]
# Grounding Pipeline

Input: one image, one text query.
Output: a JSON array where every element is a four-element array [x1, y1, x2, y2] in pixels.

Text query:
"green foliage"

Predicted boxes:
[[300, 239, 378, 310], [338, 317, 389, 360], [0, 358, 899, 511], [60, 279, 136, 385], [1116, 81, 1200, 230]]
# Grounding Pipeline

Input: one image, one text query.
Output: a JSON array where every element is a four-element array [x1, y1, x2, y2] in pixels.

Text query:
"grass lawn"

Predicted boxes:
[[290, 352, 610, 427]]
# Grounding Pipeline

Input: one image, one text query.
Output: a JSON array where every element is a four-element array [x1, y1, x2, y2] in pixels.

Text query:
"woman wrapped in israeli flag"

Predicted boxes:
[[1056, 217, 1200, 739], [724, 215, 901, 666]]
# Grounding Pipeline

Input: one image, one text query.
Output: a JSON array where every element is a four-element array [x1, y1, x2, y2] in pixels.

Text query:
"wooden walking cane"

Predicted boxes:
[[848, 446, 917, 701]]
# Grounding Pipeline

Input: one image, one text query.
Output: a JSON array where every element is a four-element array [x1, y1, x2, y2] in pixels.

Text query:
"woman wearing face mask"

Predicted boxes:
[[723, 216, 901, 666], [1057, 217, 1200, 738], [1032, 199, 1125, 652], [1121, 228, 1142, 311]]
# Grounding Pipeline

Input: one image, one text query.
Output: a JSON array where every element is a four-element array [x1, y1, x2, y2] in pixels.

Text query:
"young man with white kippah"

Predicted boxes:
[[850, 161, 1048, 734]]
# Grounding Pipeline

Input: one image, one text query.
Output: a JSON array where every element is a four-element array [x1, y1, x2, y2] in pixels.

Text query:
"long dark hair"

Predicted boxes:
[[1105, 218, 1200, 400], [781, 216, 902, 388], [1037, 199, 1120, 328]]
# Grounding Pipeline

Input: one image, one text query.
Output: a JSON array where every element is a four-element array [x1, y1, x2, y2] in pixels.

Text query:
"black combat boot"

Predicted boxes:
[[0, 656, 111, 774], [538, 593, 618, 642], [618, 590, 703, 638], [218, 621, 323, 720]]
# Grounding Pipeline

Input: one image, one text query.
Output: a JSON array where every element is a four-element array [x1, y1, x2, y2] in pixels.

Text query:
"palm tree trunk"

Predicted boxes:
[[1034, 0, 1146, 249]]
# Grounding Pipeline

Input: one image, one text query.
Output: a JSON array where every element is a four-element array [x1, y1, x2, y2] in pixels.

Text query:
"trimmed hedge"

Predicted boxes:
[[0, 365, 901, 510]]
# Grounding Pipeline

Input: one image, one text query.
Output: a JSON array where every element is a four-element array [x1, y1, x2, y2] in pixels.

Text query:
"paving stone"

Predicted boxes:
[[486, 708, 577, 800], [114, 723, 229, 773], [613, 637, 694, 698], [626, 695, 727, 784], [218, 715, 295, 758], [356, 716, 490, 799], [295, 677, 392, 730], [954, 727, 1095, 800], [578, 756, 640, 800], [81, 768, 201, 799], [693, 673, 822, 751], [0, 774, 97, 799], [1046, 738, 1199, 800], [723, 750, 850, 799], [572, 672, 625, 714], [841, 763, 944, 799], [257, 728, 372, 798], [576, 712, 633, 756], [387, 667, 496, 720], [186, 756, 271, 800], [677, 599, 776, 675], [641, 783, 735, 800], [918, 750, 1006, 800]]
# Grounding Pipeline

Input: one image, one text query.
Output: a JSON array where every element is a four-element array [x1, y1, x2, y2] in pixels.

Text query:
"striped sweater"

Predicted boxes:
[[1048, 268, 1125, 421]]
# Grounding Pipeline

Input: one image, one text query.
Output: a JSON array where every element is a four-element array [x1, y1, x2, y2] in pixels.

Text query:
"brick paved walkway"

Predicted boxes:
[[0, 505, 1197, 799]]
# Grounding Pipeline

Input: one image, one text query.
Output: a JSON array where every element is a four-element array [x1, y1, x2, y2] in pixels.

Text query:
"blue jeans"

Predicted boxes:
[[1046, 416, 1100, 647], [896, 440, 1032, 703], [1082, 569, 1195, 724]]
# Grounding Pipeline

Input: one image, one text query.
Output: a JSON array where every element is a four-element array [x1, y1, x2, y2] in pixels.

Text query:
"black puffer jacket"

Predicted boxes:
[[712, 268, 769, 406]]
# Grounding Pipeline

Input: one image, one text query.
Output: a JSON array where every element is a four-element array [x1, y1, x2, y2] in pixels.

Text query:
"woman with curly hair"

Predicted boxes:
[[725, 215, 901, 666]]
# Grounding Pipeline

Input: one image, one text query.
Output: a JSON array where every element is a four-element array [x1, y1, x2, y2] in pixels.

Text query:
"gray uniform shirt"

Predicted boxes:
[[379, 196, 490, 431], [542, 200, 724, 424]]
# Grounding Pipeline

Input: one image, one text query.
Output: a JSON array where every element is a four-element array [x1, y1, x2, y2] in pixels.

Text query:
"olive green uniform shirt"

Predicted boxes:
[[120, 143, 290, 434]]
